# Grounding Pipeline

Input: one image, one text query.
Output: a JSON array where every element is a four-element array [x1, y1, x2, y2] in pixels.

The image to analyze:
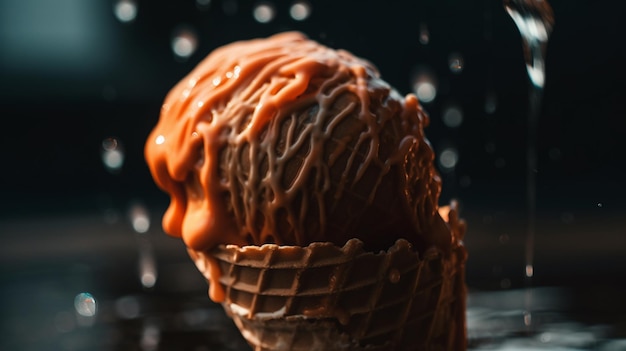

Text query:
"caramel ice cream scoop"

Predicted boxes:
[[145, 31, 455, 255], [145, 32, 467, 350]]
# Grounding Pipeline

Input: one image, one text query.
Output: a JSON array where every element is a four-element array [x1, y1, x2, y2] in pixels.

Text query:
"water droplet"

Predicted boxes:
[[525, 264, 534, 278], [289, 1, 311, 21], [74, 293, 97, 317], [526, 61, 545, 88], [138, 239, 157, 289], [540, 332, 552, 343], [114, 0, 138, 23], [101, 137, 125, 173], [523, 310, 532, 326], [129, 202, 150, 233], [504, 0, 554, 89], [253, 2, 275, 23], [442, 104, 463, 128], [415, 82, 436, 103], [597, 202, 603, 208], [141, 324, 160, 351], [419, 23, 430, 45], [438, 147, 459, 171], [448, 52, 464, 73], [411, 67, 437, 103], [388, 268, 401, 283], [171, 27, 198, 60]]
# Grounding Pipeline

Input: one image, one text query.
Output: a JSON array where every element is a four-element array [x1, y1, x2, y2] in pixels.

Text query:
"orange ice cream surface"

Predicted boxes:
[[145, 32, 463, 302]]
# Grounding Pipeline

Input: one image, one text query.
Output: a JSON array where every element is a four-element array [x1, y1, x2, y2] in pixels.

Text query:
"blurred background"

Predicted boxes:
[[1, 0, 625, 350]]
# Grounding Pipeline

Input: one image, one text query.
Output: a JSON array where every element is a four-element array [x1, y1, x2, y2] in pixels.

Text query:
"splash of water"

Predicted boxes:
[[503, 0, 554, 332]]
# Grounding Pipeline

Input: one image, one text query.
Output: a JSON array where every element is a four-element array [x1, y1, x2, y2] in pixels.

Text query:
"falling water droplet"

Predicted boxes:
[[411, 66, 437, 103], [289, 1, 311, 21], [74, 293, 97, 317], [524, 310, 532, 326], [504, 0, 554, 332], [525, 264, 534, 278], [504, 0, 554, 89], [485, 90, 498, 114], [438, 147, 459, 171], [129, 202, 150, 233], [448, 52, 464, 74], [419, 23, 430, 45], [171, 27, 198, 60], [101, 137, 125, 174], [138, 238, 157, 289], [141, 323, 161, 351], [253, 2, 275, 23], [442, 104, 463, 128], [114, 0, 138, 23]]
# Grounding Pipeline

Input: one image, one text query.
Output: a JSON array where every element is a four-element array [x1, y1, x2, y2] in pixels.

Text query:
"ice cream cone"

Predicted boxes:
[[189, 238, 467, 351]]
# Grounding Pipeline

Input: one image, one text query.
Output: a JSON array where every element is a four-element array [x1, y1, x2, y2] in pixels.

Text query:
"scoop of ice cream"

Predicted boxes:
[[145, 31, 452, 254]]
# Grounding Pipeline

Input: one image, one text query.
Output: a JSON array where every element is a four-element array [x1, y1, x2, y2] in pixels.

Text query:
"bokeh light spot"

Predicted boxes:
[[171, 28, 198, 59], [114, 0, 138, 23], [101, 137, 125, 173], [411, 67, 437, 103], [253, 2, 275, 23], [442, 104, 463, 128], [289, 1, 311, 21], [439, 148, 459, 171]]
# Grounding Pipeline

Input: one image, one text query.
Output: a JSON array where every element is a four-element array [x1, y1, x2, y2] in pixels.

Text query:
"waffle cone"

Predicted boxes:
[[190, 239, 467, 351]]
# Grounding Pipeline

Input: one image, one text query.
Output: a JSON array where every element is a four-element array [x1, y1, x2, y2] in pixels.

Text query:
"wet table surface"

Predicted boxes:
[[2, 206, 625, 351]]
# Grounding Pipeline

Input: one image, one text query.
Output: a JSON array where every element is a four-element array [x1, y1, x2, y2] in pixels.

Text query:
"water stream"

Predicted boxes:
[[503, 0, 555, 332]]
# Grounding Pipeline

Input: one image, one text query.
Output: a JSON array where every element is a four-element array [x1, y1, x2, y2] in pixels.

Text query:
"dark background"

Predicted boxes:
[[1, 1, 626, 350], [1, 0, 625, 312]]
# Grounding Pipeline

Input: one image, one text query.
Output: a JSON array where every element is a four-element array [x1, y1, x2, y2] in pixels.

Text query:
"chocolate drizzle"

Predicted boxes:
[[145, 32, 459, 302]]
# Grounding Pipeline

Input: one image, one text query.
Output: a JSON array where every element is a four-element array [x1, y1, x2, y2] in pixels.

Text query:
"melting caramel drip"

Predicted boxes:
[[145, 32, 458, 302]]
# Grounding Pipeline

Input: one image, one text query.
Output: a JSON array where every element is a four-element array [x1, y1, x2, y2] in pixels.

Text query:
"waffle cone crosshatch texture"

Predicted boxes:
[[189, 238, 467, 350]]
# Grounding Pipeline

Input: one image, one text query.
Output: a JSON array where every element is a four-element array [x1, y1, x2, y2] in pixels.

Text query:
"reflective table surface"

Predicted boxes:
[[2, 203, 625, 351]]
